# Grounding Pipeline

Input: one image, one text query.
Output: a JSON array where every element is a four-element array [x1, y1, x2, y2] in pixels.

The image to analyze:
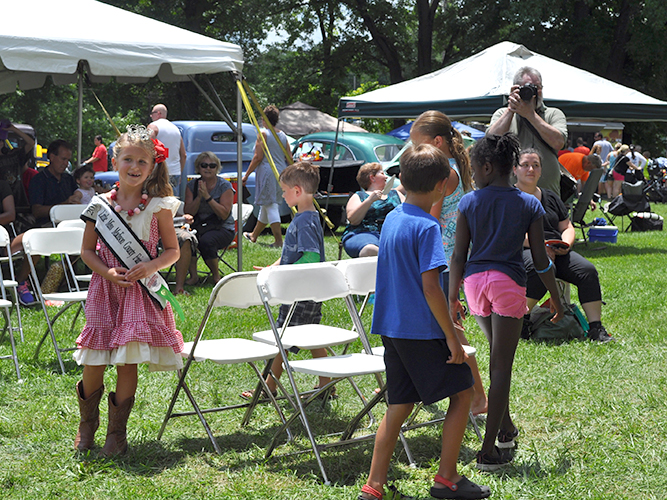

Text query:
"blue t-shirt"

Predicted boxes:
[[371, 203, 447, 340], [458, 185, 545, 286], [280, 210, 325, 265]]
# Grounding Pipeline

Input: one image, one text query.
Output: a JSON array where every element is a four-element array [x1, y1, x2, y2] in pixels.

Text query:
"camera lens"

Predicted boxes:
[[519, 85, 535, 101]]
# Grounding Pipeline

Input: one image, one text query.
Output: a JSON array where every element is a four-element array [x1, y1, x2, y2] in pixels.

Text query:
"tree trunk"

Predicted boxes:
[[416, 0, 439, 76]]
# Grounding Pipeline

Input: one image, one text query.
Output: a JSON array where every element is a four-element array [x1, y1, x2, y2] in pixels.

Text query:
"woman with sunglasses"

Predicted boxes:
[[174, 152, 234, 294]]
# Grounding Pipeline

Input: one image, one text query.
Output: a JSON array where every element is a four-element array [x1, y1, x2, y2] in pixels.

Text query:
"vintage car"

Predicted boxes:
[[291, 131, 405, 226]]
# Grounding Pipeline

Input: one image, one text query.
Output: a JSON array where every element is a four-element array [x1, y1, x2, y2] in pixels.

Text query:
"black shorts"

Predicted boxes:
[[382, 336, 473, 405]]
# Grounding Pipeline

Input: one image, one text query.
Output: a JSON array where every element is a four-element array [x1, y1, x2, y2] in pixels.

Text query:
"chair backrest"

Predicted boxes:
[[256, 262, 349, 306], [210, 271, 262, 309], [231, 203, 254, 224], [336, 257, 377, 295], [58, 219, 86, 229], [49, 204, 86, 225], [0, 224, 10, 247], [572, 168, 604, 224], [622, 180, 644, 199], [23, 227, 85, 256]]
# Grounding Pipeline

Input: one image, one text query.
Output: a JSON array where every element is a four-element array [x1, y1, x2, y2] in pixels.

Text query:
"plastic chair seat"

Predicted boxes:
[[0, 298, 12, 308], [182, 338, 279, 364], [289, 353, 386, 378], [253, 324, 359, 350], [3, 280, 17, 288], [42, 291, 88, 302]]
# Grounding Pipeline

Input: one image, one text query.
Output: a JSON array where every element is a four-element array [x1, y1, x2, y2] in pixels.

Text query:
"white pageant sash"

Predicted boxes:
[[81, 196, 174, 312]]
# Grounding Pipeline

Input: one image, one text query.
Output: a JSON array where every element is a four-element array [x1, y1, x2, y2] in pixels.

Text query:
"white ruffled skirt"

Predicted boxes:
[[73, 341, 183, 372]]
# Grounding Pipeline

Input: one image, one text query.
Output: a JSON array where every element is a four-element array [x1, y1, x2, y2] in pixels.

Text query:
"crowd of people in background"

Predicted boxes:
[[1, 65, 646, 498]]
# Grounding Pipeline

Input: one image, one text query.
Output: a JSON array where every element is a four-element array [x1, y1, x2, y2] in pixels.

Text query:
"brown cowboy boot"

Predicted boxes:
[[74, 381, 104, 451], [101, 392, 135, 457]]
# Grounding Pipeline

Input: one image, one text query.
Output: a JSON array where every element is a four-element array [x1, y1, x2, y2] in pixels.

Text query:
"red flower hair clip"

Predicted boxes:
[[152, 139, 169, 164]]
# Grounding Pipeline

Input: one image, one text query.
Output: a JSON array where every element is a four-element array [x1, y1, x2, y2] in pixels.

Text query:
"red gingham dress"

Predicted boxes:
[[75, 201, 184, 371]]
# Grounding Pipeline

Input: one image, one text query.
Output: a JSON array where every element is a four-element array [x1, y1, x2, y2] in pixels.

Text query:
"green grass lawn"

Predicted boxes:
[[0, 203, 666, 499]]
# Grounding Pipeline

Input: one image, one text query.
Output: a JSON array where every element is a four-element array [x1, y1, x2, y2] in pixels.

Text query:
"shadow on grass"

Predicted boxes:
[[576, 243, 666, 259], [74, 441, 187, 478]]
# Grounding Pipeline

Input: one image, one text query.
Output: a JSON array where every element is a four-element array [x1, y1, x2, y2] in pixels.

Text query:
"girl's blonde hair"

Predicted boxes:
[[412, 111, 473, 192], [114, 128, 173, 197]]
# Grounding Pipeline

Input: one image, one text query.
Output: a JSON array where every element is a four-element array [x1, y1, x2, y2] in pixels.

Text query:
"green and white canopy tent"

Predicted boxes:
[[0, 0, 249, 268], [339, 41, 667, 122]]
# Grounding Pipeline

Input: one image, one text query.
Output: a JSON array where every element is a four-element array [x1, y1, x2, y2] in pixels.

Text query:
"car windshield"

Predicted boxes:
[[293, 141, 354, 162], [374, 144, 403, 163]]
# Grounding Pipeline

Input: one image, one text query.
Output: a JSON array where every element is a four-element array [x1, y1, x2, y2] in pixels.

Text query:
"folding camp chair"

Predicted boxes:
[[23, 227, 87, 374], [158, 271, 292, 454], [571, 168, 604, 243], [603, 180, 650, 230], [0, 225, 22, 381], [256, 262, 391, 485]]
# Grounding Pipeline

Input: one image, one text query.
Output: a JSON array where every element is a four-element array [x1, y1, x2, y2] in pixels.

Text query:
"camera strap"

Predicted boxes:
[[518, 115, 558, 158]]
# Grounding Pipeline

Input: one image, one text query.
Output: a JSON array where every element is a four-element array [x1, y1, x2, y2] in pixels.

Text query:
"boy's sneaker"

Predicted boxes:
[[476, 446, 513, 471], [497, 428, 519, 448], [17, 281, 36, 306], [588, 323, 614, 343]]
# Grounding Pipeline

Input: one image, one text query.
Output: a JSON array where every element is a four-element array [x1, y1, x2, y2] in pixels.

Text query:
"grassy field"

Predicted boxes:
[[0, 202, 666, 499]]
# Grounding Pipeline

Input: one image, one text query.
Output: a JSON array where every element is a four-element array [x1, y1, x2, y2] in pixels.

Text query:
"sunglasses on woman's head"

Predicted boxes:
[[199, 162, 217, 169]]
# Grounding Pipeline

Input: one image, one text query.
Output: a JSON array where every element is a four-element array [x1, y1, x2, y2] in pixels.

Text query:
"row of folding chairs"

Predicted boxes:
[[158, 258, 481, 485]]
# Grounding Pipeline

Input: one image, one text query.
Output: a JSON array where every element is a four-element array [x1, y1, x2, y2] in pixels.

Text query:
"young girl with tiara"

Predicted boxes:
[[73, 125, 184, 456], [409, 110, 488, 416], [448, 133, 564, 471]]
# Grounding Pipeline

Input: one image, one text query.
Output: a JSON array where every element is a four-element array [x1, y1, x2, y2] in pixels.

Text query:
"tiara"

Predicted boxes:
[[126, 124, 151, 141]]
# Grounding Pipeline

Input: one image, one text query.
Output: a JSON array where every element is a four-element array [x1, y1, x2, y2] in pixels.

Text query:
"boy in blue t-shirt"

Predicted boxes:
[[241, 161, 330, 400], [359, 145, 490, 500]]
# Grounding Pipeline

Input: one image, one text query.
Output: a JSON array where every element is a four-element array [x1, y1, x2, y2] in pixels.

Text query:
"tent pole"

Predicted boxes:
[[77, 66, 83, 166], [235, 72, 243, 271], [187, 75, 236, 132], [203, 75, 236, 128], [324, 118, 342, 225]]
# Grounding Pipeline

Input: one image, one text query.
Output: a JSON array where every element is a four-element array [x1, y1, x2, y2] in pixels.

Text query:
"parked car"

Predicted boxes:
[[291, 131, 405, 227], [96, 121, 264, 203]]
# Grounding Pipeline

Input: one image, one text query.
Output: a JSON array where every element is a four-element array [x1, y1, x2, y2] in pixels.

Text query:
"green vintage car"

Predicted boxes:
[[291, 131, 405, 227]]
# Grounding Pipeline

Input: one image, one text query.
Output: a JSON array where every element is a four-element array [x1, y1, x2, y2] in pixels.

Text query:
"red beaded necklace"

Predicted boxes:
[[109, 183, 148, 217]]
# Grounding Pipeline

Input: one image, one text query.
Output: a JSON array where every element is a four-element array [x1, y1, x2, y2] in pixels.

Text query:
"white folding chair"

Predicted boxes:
[[256, 263, 388, 485], [23, 227, 87, 374], [0, 225, 22, 381], [158, 271, 292, 453], [57, 219, 92, 285], [218, 202, 254, 274], [49, 204, 87, 227]]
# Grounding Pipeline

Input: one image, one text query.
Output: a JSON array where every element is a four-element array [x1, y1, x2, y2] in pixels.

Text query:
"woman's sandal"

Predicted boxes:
[[359, 483, 413, 500], [240, 388, 277, 400], [430, 475, 491, 499]]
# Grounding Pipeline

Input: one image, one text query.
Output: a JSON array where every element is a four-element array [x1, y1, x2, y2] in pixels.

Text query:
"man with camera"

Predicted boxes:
[[488, 66, 568, 195]]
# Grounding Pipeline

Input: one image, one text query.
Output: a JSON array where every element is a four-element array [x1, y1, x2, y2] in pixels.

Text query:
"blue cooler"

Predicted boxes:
[[588, 226, 618, 243]]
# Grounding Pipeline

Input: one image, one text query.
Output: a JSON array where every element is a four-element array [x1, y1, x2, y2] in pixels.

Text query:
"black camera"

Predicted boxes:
[[518, 83, 538, 101]]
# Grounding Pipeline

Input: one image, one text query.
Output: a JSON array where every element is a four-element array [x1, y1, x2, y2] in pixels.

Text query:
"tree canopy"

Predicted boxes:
[[2, 0, 667, 155]]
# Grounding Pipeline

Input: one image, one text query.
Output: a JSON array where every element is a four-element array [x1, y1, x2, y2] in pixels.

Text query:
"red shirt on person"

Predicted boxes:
[[91, 144, 108, 172]]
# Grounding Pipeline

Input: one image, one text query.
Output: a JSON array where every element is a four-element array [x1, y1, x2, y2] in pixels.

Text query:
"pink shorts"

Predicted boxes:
[[463, 270, 528, 319], [612, 170, 624, 181]]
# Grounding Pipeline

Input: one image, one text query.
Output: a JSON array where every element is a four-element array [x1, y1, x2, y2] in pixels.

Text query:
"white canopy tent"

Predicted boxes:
[[0, 0, 249, 268], [339, 41, 667, 122]]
